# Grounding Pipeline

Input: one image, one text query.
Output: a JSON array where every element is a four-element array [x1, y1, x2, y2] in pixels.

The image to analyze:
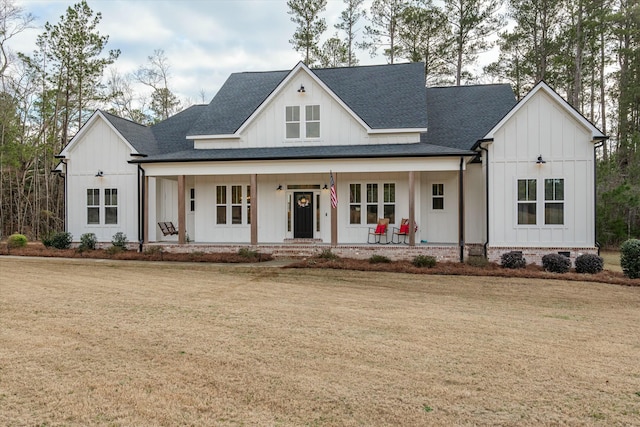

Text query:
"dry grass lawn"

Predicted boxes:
[[1, 257, 639, 426]]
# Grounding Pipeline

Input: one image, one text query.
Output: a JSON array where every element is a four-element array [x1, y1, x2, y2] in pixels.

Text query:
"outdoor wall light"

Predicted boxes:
[[276, 185, 283, 191], [297, 84, 305, 93], [536, 155, 546, 164], [95, 170, 104, 177], [322, 184, 328, 190]]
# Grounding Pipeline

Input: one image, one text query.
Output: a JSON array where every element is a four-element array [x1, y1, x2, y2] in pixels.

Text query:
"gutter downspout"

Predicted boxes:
[[479, 144, 489, 258], [459, 157, 465, 263], [594, 140, 605, 255], [138, 165, 145, 252]]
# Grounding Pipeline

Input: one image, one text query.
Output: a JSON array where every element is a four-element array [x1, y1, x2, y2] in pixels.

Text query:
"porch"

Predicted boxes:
[[142, 241, 468, 262]]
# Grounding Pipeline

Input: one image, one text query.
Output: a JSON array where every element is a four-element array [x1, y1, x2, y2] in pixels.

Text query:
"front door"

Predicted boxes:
[[293, 192, 314, 238]]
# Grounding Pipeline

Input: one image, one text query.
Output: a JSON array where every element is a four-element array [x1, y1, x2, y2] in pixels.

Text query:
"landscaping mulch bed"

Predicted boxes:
[[285, 257, 640, 287]]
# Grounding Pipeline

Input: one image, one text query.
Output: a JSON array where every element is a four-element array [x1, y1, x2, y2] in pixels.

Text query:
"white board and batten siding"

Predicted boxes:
[[488, 89, 596, 248], [65, 116, 139, 242]]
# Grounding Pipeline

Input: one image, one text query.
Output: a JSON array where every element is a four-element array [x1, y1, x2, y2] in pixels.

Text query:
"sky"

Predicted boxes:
[[11, 0, 383, 104]]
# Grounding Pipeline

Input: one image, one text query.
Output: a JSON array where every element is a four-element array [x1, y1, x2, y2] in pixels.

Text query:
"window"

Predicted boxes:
[[383, 183, 395, 224], [216, 185, 227, 224], [517, 179, 537, 225], [247, 185, 251, 225], [545, 178, 564, 224], [305, 105, 320, 138], [104, 188, 118, 224], [87, 189, 100, 224], [190, 188, 195, 212], [432, 184, 444, 210], [231, 185, 242, 225], [349, 182, 396, 225], [349, 184, 361, 224], [366, 183, 378, 224], [216, 185, 251, 225], [285, 106, 300, 139]]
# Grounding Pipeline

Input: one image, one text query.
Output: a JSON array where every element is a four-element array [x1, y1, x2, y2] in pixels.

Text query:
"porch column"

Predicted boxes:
[[331, 172, 337, 247], [143, 174, 149, 243], [178, 175, 186, 244], [458, 157, 465, 262], [408, 171, 416, 246], [250, 174, 257, 245]]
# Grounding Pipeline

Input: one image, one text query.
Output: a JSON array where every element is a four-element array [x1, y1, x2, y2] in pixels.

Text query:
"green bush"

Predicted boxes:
[[369, 254, 391, 264], [43, 231, 72, 249], [575, 254, 604, 274], [500, 251, 526, 269], [620, 239, 640, 279], [317, 249, 339, 260], [79, 233, 97, 251], [238, 247, 258, 259], [412, 254, 436, 268], [542, 253, 571, 273], [466, 255, 489, 268], [7, 233, 27, 248], [144, 246, 163, 256], [111, 232, 128, 250]]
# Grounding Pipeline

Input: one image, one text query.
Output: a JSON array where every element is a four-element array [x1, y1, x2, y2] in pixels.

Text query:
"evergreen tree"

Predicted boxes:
[[335, 0, 365, 66], [363, 0, 408, 64], [135, 49, 180, 122], [319, 35, 350, 67], [287, 0, 327, 66]]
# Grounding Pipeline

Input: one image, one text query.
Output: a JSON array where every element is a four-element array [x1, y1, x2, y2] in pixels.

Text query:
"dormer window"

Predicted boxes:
[[285, 105, 320, 139], [305, 105, 320, 138], [285, 106, 300, 138]]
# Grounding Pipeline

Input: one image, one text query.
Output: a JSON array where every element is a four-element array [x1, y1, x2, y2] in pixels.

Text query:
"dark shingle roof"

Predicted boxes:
[[134, 142, 474, 163], [423, 84, 516, 150], [188, 71, 288, 136], [313, 63, 427, 129], [97, 63, 516, 163]]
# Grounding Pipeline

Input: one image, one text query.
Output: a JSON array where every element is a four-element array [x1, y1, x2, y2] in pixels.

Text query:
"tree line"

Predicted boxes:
[[1, 0, 638, 245]]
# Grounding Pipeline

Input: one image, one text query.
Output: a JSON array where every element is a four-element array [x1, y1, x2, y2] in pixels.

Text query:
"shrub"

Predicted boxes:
[[369, 254, 391, 264], [7, 233, 27, 249], [620, 239, 640, 279], [238, 247, 258, 259], [144, 246, 163, 256], [501, 251, 526, 269], [317, 249, 339, 260], [466, 255, 489, 268], [79, 233, 97, 251], [575, 253, 604, 274], [412, 254, 436, 268], [43, 231, 72, 249], [542, 253, 571, 273], [105, 245, 123, 255], [111, 232, 128, 250]]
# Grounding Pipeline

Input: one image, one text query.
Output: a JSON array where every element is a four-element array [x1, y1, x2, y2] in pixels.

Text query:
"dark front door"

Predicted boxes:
[[294, 192, 314, 238]]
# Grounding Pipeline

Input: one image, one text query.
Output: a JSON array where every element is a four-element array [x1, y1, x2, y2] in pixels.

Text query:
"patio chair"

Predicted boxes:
[[392, 218, 418, 244], [368, 218, 390, 244], [158, 221, 178, 236]]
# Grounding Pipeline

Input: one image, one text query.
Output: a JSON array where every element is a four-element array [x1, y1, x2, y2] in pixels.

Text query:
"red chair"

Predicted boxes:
[[368, 218, 390, 244], [392, 218, 418, 244]]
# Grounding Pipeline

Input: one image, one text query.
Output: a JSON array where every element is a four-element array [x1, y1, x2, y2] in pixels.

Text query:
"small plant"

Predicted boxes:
[[105, 245, 123, 255], [111, 232, 128, 250], [317, 249, 339, 260], [542, 253, 571, 273], [575, 253, 604, 274], [466, 255, 489, 268], [500, 251, 526, 269], [620, 239, 640, 279], [238, 247, 258, 259], [369, 254, 391, 264], [423, 404, 433, 413], [79, 233, 97, 251], [7, 233, 28, 249], [412, 254, 436, 268], [144, 246, 163, 256], [43, 231, 72, 249]]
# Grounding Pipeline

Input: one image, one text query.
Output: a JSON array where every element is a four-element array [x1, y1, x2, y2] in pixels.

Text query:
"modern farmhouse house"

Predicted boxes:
[[55, 62, 606, 262]]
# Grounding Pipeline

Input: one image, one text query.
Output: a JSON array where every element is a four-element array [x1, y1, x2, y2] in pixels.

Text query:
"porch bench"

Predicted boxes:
[[158, 221, 178, 236]]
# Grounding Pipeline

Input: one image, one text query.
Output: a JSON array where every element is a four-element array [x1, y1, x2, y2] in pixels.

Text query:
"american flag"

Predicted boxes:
[[330, 171, 338, 209]]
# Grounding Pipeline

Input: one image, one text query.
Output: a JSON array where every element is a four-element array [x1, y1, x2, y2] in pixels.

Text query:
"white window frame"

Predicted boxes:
[[348, 182, 396, 225], [216, 184, 251, 225], [285, 104, 320, 140], [104, 188, 118, 225], [87, 188, 100, 225], [431, 183, 444, 210], [305, 105, 320, 138], [285, 106, 300, 139], [544, 178, 564, 225], [516, 179, 537, 226]]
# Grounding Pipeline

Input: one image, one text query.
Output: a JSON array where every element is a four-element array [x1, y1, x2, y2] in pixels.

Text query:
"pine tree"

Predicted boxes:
[[287, 0, 328, 66], [363, 0, 408, 64], [335, 0, 365, 66]]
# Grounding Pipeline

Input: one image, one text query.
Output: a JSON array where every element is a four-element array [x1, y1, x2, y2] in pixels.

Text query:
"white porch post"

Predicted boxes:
[[331, 172, 337, 247], [251, 174, 258, 245], [409, 171, 416, 246], [178, 175, 186, 244], [143, 175, 149, 243]]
